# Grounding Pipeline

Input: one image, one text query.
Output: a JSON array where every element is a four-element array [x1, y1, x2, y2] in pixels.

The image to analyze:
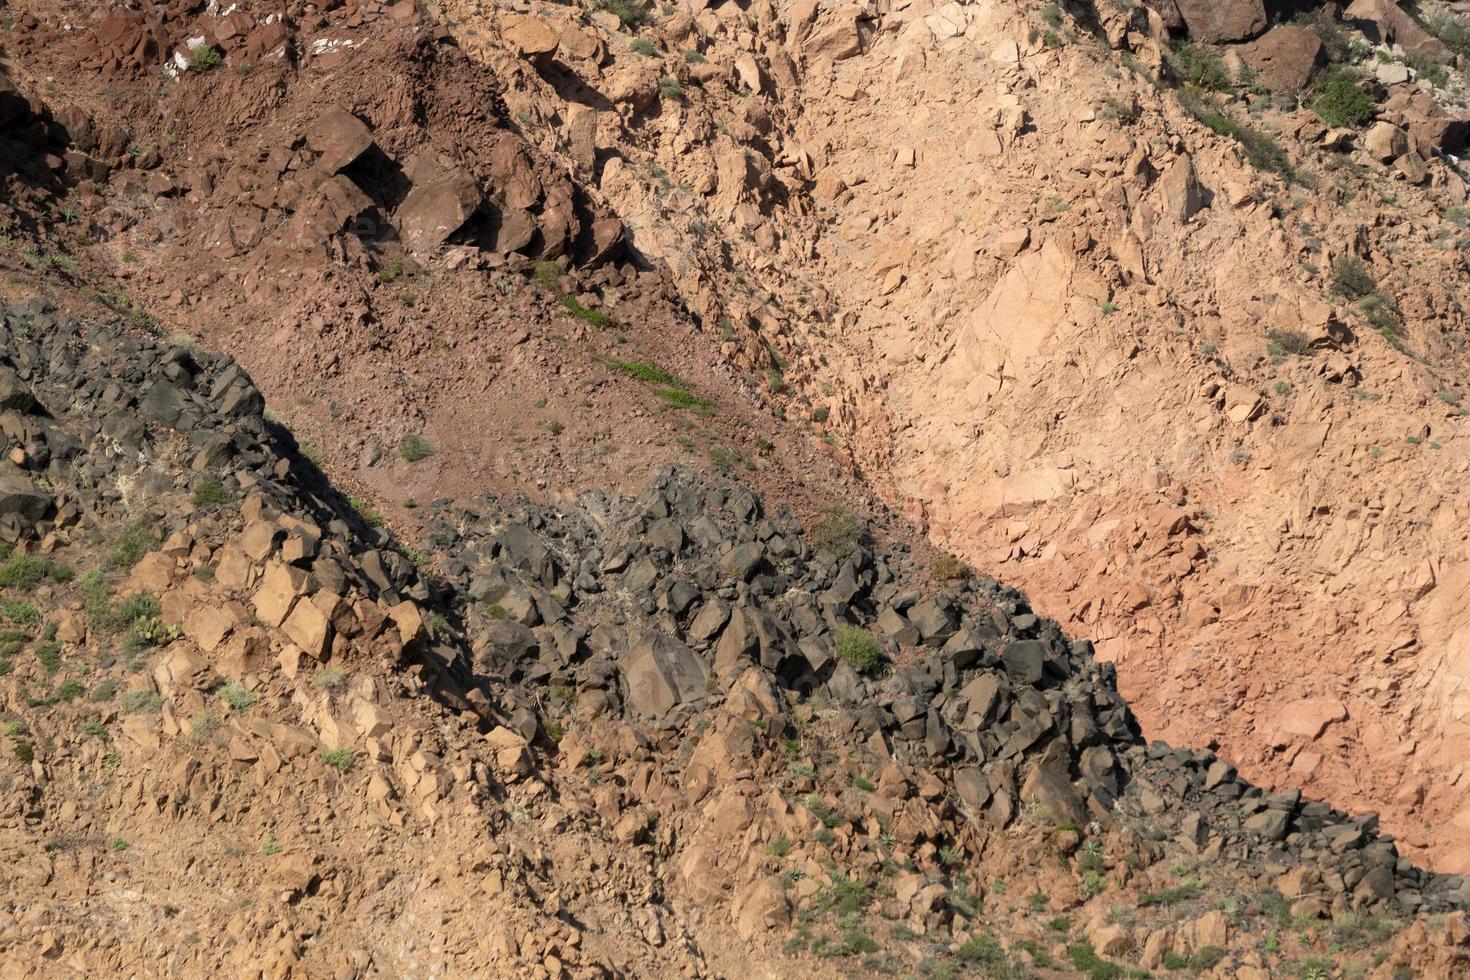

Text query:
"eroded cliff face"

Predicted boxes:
[[439, 0, 1470, 869]]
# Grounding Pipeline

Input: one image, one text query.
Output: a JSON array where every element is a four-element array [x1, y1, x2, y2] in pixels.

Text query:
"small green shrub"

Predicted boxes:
[[1186, 95, 1293, 179], [1405, 51, 1449, 88], [932, 555, 971, 581], [1267, 327, 1313, 356], [1169, 40, 1232, 92], [810, 505, 863, 555], [188, 45, 222, 72], [349, 498, 384, 527], [400, 434, 435, 462], [0, 553, 61, 590], [312, 668, 348, 692], [1313, 78, 1375, 128], [630, 37, 656, 56], [217, 683, 257, 712], [3, 600, 41, 626], [834, 625, 881, 674], [106, 522, 154, 569], [322, 747, 355, 772], [191, 480, 228, 506], [1425, 10, 1470, 58], [1330, 256, 1376, 298], [658, 76, 684, 100], [611, 360, 678, 385], [121, 689, 163, 713], [189, 711, 221, 742], [602, 0, 649, 30], [35, 642, 61, 672], [560, 294, 611, 327], [655, 387, 713, 410]]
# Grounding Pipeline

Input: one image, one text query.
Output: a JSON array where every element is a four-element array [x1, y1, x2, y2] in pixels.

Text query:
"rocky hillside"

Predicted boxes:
[[3, 0, 1470, 976], [435, 0, 1470, 871], [1, 285, 1467, 977]]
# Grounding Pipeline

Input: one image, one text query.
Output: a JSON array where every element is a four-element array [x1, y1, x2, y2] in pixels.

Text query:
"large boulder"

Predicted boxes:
[[622, 631, 710, 719], [0, 463, 50, 524], [1240, 25, 1325, 93], [1174, 0, 1266, 43], [1345, 0, 1452, 59], [305, 109, 374, 175], [395, 156, 483, 253]]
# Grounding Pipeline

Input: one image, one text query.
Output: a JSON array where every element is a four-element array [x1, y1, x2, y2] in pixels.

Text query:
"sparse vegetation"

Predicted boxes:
[[1330, 256, 1376, 299], [1183, 94, 1293, 180], [191, 480, 228, 506], [932, 554, 971, 581], [1313, 77, 1375, 129], [400, 434, 435, 462], [601, 0, 649, 30], [188, 45, 222, 72], [322, 747, 356, 772], [1169, 40, 1232, 92], [834, 625, 881, 674], [312, 667, 349, 692], [810, 505, 863, 555], [217, 683, 257, 712], [105, 522, 155, 569]]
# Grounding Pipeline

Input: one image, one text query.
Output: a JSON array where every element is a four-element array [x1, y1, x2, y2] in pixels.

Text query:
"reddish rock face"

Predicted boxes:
[[1174, 0, 1266, 43], [1240, 25, 1326, 93]]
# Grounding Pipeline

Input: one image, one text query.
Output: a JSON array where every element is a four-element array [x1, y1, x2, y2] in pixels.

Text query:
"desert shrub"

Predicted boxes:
[[188, 46, 222, 72], [1405, 51, 1449, 88], [810, 505, 863, 555], [1330, 256, 1376, 298], [400, 434, 435, 462], [1425, 10, 1470, 57], [932, 555, 972, 581], [122, 689, 163, 713], [834, 625, 881, 674], [192, 480, 228, 506], [112, 591, 161, 632], [3, 600, 41, 626], [1313, 78, 1374, 128], [322, 747, 355, 772], [1360, 294, 1404, 347], [0, 553, 60, 590], [349, 498, 384, 527], [630, 37, 656, 56], [312, 667, 348, 691], [601, 0, 649, 30], [1266, 327, 1313, 356], [1188, 98, 1294, 179], [1169, 40, 1232, 92], [106, 522, 154, 568], [217, 683, 257, 712], [657, 76, 684, 100]]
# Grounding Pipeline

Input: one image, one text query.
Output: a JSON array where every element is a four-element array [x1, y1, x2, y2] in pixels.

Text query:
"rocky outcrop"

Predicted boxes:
[[1174, 0, 1266, 43], [1240, 25, 1326, 93]]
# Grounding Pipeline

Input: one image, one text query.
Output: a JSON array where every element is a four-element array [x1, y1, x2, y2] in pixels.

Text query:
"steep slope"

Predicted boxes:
[[435, 0, 1470, 871], [1, 282, 1467, 978]]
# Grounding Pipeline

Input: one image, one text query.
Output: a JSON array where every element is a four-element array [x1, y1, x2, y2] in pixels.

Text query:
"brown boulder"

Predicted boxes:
[[1174, 0, 1266, 43], [1240, 25, 1325, 93], [395, 165, 482, 253], [502, 15, 559, 59], [306, 109, 373, 175], [1365, 120, 1409, 162], [1345, 0, 1452, 59]]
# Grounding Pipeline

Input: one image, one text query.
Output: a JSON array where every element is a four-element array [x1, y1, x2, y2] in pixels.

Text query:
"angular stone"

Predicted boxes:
[[1175, 0, 1266, 43], [622, 631, 710, 719], [306, 108, 373, 175], [1000, 639, 1046, 686]]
